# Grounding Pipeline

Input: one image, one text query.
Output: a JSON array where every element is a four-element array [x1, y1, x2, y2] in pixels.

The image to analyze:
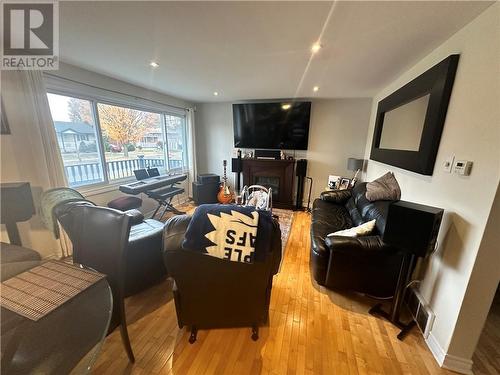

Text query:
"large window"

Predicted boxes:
[[47, 93, 105, 186], [165, 114, 187, 170], [47, 92, 187, 188]]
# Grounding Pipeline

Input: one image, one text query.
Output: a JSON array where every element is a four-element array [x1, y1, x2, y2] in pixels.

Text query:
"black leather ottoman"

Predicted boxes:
[[125, 218, 166, 296], [108, 196, 142, 211]]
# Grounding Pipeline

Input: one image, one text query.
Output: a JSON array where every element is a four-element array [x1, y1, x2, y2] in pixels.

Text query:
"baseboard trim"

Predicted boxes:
[[443, 354, 473, 375], [425, 333, 473, 375], [426, 332, 446, 365]]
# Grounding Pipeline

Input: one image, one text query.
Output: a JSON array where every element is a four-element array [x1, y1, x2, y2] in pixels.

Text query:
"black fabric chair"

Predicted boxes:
[[162, 214, 282, 343], [0, 242, 41, 281], [310, 183, 404, 298], [64, 205, 135, 362]]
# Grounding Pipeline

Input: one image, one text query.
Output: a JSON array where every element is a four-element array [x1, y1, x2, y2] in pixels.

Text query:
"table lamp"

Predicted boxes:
[[347, 158, 364, 186]]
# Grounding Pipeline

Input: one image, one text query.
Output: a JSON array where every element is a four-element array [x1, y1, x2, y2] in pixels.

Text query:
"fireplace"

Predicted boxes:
[[254, 176, 280, 200], [242, 159, 295, 209]]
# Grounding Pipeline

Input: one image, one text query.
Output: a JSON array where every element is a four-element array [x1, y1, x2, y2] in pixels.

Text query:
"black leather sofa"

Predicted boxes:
[[55, 201, 166, 296], [310, 183, 404, 298], [162, 214, 282, 342]]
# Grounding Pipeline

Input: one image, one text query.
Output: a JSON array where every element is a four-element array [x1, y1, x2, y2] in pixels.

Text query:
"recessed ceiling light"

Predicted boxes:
[[149, 61, 159, 68], [311, 43, 322, 54], [213, 91, 219, 96], [281, 103, 291, 110], [313, 86, 319, 92]]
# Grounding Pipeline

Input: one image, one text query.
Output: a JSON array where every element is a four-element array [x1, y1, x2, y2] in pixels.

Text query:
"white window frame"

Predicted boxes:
[[45, 75, 188, 194]]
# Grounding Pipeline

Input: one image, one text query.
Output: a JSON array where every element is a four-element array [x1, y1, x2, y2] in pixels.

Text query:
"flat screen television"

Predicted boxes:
[[233, 101, 311, 150]]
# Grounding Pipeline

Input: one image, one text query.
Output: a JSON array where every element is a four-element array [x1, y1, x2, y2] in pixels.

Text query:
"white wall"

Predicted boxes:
[[306, 99, 372, 198], [195, 99, 372, 202], [362, 3, 500, 370], [51, 63, 190, 110], [449, 183, 500, 360], [195, 103, 236, 187], [1, 63, 193, 258]]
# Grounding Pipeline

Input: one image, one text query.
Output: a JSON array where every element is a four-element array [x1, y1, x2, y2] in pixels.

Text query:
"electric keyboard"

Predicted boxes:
[[119, 174, 187, 195], [119, 173, 188, 219]]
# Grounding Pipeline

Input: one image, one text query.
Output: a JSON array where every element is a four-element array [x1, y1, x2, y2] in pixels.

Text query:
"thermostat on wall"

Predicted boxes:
[[453, 160, 473, 176]]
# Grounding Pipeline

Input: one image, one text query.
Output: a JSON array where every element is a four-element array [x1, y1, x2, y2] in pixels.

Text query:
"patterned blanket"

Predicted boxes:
[[182, 204, 274, 263], [39, 188, 90, 238]]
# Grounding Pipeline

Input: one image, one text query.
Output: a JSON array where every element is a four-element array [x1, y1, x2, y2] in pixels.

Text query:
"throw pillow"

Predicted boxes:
[[327, 219, 376, 237], [366, 172, 401, 201]]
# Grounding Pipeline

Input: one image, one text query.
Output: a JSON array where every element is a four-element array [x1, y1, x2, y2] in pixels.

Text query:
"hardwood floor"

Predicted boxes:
[[93, 211, 453, 375], [472, 287, 500, 375]]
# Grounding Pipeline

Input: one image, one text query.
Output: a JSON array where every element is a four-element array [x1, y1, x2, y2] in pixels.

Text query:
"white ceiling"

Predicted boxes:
[[59, 1, 493, 103]]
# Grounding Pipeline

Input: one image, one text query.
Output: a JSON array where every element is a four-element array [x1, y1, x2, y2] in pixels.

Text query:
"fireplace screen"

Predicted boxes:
[[254, 176, 279, 199]]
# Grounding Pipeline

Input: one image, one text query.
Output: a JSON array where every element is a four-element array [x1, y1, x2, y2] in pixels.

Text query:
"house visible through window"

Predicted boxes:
[[47, 92, 188, 188], [47, 93, 105, 186]]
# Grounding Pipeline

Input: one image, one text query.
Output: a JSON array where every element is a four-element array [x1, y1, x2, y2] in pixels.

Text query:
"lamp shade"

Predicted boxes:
[[347, 158, 364, 171]]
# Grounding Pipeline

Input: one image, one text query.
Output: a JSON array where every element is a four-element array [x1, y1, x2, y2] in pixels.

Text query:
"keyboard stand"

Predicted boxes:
[[146, 185, 186, 220]]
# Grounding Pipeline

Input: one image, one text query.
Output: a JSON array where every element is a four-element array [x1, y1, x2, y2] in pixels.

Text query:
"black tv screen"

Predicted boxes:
[[233, 102, 311, 150]]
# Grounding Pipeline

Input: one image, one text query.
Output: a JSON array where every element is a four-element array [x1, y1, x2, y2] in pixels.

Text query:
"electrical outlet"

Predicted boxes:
[[443, 156, 454, 173]]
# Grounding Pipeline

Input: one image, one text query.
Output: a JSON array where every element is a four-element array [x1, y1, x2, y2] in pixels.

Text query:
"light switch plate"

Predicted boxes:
[[443, 156, 454, 173]]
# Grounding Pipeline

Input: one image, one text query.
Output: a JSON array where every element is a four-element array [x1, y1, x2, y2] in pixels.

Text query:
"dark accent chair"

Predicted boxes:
[[64, 205, 135, 363], [162, 214, 282, 343], [310, 183, 404, 298], [0, 242, 41, 281], [55, 201, 166, 296]]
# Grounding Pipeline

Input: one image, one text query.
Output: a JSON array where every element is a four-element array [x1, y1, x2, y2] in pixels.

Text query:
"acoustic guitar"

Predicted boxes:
[[217, 160, 234, 204]]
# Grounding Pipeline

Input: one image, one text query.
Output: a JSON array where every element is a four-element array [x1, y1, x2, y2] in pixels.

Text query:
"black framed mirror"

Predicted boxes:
[[370, 54, 459, 175]]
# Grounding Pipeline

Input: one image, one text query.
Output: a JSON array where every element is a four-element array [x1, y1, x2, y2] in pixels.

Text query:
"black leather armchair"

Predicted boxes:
[[162, 214, 282, 342], [310, 183, 404, 298], [55, 200, 166, 296], [64, 205, 135, 362]]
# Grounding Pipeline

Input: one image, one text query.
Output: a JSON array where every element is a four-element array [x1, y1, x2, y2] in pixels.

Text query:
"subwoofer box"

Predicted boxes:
[[197, 174, 220, 184], [192, 181, 219, 205]]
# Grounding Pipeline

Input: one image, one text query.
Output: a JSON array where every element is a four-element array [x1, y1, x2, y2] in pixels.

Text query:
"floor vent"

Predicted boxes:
[[405, 285, 435, 338]]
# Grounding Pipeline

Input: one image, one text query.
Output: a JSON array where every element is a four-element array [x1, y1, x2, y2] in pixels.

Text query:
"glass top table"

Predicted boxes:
[[1, 260, 112, 375]]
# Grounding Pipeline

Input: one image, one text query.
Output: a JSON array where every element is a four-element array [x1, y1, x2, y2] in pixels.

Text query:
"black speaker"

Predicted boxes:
[[295, 159, 307, 209], [192, 181, 219, 205], [383, 201, 444, 258], [197, 174, 220, 184], [231, 158, 243, 173], [255, 149, 281, 160], [296, 159, 307, 177]]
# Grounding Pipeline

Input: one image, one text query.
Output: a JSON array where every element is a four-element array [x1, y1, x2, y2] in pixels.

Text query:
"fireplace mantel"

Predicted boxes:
[[241, 158, 295, 209]]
